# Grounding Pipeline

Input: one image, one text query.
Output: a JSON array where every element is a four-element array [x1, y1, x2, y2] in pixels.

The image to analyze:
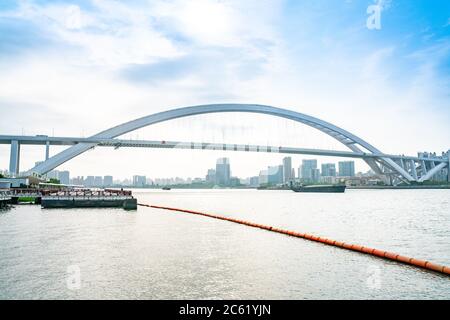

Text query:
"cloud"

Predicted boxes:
[[0, 0, 449, 178], [0, 0, 182, 66]]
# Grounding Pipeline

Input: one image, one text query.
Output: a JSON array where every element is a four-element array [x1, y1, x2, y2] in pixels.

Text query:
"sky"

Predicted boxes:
[[0, 0, 449, 180]]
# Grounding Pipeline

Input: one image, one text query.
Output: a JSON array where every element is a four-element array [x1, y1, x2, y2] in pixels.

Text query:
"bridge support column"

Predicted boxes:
[[409, 160, 418, 181], [45, 141, 50, 160], [9, 140, 20, 177]]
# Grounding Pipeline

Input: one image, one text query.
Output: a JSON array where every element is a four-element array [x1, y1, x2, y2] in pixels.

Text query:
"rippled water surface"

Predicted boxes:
[[0, 189, 449, 299]]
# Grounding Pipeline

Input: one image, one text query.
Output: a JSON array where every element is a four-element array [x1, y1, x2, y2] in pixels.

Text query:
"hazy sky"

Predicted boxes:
[[0, 0, 449, 179]]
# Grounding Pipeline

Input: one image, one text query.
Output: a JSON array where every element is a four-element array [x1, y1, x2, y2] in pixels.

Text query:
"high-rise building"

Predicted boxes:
[[94, 176, 103, 187], [338, 161, 355, 177], [206, 169, 216, 184], [59, 171, 70, 185], [71, 176, 84, 186], [215, 158, 230, 186], [47, 170, 59, 180], [133, 175, 146, 187], [259, 170, 268, 185], [249, 176, 259, 187], [103, 175, 113, 187], [283, 157, 292, 183], [84, 176, 95, 187], [321, 163, 336, 177], [301, 159, 318, 182], [311, 168, 320, 183], [268, 165, 283, 184]]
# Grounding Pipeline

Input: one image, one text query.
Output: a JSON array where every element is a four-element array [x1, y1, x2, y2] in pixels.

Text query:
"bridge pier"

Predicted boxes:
[[9, 140, 20, 177]]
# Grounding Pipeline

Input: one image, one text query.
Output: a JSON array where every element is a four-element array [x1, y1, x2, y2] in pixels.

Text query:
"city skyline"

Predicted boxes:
[[43, 156, 373, 187], [6, 149, 448, 187]]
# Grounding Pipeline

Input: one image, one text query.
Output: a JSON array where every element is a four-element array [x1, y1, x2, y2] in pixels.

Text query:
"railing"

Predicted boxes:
[[42, 196, 132, 200], [10, 189, 42, 196], [7, 188, 133, 198], [40, 189, 132, 197]]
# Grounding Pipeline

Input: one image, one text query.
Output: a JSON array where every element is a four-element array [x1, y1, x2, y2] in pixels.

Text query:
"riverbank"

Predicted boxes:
[[347, 185, 450, 189]]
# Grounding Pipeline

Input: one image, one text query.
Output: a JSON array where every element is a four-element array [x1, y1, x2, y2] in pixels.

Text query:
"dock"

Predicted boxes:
[[40, 189, 137, 210], [1, 188, 137, 210]]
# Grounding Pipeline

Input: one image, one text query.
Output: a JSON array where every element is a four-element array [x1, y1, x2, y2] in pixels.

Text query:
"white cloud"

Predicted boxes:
[[6, 0, 182, 66], [0, 0, 448, 179], [152, 0, 281, 47]]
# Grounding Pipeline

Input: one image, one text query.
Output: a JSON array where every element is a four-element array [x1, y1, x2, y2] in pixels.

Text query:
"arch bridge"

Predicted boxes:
[[2, 104, 449, 185]]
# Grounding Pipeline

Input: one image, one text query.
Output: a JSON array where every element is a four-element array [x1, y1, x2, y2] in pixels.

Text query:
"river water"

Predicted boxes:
[[0, 189, 449, 299]]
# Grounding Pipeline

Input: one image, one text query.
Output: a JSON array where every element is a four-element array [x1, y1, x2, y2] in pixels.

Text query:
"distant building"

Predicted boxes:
[[58, 171, 70, 185], [321, 163, 336, 177], [71, 176, 84, 186], [193, 177, 203, 183], [94, 176, 103, 187], [301, 159, 318, 182], [319, 176, 337, 184], [283, 157, 292, 183], [249, 176, 259, 187], [103, 175, 113, 187], [133, 175, 146, 187], [230, 177, 241, 187], [311, 168, 320, 183], [84, 176, 95, 187], [206, 169, 216, 184], [47, 170, 59, 180], [259, 170, 268, 185], [268, 165, 283, 185], [338, 161, 355, 177], [215, 158, 231, 186], [121, 178, 132, 186]]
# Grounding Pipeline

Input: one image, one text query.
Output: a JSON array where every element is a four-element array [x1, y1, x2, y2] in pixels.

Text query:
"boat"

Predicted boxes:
[[291, 184, 346, 193], [162, 187, 171, 190]]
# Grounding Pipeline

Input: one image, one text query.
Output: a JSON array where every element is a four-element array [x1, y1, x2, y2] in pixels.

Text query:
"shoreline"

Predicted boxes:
[[347, 185, 450, 190]]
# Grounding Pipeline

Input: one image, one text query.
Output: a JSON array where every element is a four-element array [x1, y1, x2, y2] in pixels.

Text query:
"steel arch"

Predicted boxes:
[[27, 104, 414, 181]]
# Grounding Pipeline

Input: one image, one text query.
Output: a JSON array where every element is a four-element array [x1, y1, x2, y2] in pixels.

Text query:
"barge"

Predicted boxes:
[[40, 189, 137, 210], [291, 184, 346, 193]]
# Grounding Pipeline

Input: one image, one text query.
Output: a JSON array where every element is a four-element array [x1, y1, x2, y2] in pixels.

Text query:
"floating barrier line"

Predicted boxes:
[[138, 203, 450, 276]]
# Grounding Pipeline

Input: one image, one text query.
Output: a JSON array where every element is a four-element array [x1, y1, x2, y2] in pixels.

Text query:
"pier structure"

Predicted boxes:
[[40, 189, 137, 210], [0, 188, 137, 210]]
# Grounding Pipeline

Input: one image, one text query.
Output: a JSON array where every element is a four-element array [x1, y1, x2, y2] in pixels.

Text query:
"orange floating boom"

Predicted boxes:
[[138, 203, 450, 276]]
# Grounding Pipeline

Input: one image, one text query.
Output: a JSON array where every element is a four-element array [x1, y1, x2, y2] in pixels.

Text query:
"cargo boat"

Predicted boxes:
[[291, 184, 346, 193]]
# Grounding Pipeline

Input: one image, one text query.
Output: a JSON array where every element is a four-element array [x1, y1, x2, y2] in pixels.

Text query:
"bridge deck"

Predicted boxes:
[[0, 135, 446, 162]]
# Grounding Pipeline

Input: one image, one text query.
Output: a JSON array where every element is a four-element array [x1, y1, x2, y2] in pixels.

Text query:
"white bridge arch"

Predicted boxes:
[[27, 104, 446, 183]]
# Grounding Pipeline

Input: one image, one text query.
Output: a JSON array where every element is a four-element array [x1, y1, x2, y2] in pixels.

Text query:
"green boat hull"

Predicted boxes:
[[291, 185, 346, 193]]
